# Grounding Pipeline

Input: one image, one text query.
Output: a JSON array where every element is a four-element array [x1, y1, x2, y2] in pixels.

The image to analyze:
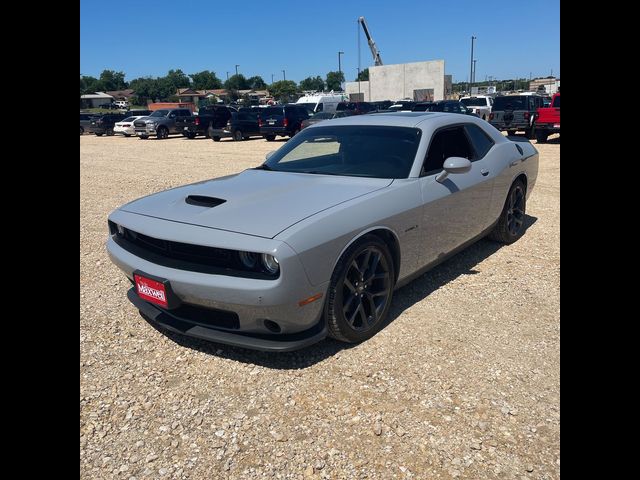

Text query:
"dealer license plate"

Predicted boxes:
[[134, 273, 168, 308]]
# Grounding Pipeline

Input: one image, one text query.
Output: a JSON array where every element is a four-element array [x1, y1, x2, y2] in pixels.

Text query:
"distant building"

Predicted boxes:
[[105, 89, 135, 101], [529, 77, 560, 95], [176, 88, 231, 105], [80, 91, 114, 108]]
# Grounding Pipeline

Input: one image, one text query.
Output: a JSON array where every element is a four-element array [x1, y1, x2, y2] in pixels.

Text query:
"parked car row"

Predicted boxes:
[[81, 92, 559, 142]]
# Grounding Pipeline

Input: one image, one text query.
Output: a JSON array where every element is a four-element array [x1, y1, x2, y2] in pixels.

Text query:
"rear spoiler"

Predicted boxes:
[[506, 136, 531, 143]]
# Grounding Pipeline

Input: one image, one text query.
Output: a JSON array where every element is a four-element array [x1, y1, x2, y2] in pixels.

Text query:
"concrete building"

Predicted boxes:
[[345, 60, 446, 102], [80, 92, 114, 108], [529, 77, 560, 95]]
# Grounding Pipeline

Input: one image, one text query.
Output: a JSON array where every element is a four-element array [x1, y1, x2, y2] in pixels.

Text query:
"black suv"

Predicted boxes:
[[259, 105, 309, 141], [209, 111, 261, 141], [80, 113, 96, 135], [87, 113, 128, 136], [336, 101, 376, 115], [413, 100, 476, 115], [489, 95, 545, 138]]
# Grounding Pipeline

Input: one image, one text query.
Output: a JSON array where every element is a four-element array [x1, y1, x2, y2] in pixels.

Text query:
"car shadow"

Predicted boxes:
[[144, 215, 538, 369]]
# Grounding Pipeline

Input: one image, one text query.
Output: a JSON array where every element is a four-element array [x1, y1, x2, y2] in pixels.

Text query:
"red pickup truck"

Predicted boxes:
[[534, 92, 560, 143]]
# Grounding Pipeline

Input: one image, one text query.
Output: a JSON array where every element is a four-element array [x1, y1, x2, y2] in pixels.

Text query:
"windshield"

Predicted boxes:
[[149, 109, 170, 117], [263, 125, 421, 178], [552, 95, 560, 107], [122, 117, 136, 122], [460, 98, 487, 107], [493, 96, 527, 110], [262, 107, 284, 117]]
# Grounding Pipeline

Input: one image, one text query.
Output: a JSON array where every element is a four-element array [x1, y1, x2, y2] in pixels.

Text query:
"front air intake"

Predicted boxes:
[[185, 195, 226, 208]]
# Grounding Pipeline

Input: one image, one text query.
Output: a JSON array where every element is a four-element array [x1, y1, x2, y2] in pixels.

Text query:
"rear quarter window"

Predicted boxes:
[[464, 124, 495, 159]]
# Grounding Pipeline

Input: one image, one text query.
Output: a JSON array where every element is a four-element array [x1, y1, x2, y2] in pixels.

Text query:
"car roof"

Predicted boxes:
[[309, 111, 450, 128]]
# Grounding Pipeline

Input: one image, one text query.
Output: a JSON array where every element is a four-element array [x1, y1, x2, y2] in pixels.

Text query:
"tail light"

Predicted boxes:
[[258, 118, 263, 127], [227, 121, 232, 128], [489, 113, 494, 120], [195, 117, 200, 126], [523, 112, 530, 120], [283, 118, 289, 127]]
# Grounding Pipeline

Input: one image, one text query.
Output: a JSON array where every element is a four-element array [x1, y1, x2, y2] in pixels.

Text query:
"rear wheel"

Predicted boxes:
[[124, 134, 131, 137], [233, 130, 243, 141], [80, 127, 84, 135], [156, 127, 168, 139], [106, 128, 114, 136], [489, 179, 526, 244], [507, 130, 517, 136], [95, 133, 103, 137], [535, 130, 548, 143], [186, 132, 197, 139], [212, 136, 221, 142], [138, 135, 149, 140], [527, 124, 536, 139], [265, 135, 276, 141], [290, 128, 300, 137], [325, 235, 395, 343]]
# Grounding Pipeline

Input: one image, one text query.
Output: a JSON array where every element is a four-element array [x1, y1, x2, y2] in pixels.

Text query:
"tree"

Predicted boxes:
[[299, 76, 325, 92], [190, 70, 223, 90], [164, 69, 190, 90], [80, 75, 99, 95], [268, 80, 298, 102], [224, 74, 250, 91], [98, 70, 128, 91], [247, 75, 267, 90], [325, 71, 345, 91], [355, 68, 369, 81]]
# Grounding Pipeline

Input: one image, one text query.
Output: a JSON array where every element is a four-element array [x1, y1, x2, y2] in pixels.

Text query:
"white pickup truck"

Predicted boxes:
[[459, 96, 493, 120]]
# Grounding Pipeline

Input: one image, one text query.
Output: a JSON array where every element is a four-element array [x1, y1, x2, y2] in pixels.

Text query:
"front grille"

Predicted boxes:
[[134, 121, 147, 127], [110, 222, 278, 279], [161, 302, 240, 330]]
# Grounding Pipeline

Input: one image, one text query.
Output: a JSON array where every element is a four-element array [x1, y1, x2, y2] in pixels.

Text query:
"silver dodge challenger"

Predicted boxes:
[[107, 112, 538, 351]]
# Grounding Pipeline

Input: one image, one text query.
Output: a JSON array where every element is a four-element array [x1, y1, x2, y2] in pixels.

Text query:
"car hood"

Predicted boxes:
[[120, 169, 393, 238]]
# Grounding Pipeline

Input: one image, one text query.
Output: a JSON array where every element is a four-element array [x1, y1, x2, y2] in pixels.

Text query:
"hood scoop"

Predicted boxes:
[[185, 195, 226, 208]]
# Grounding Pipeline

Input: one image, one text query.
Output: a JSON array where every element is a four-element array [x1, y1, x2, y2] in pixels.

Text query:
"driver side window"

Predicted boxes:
[[422, 127, 474, 176]]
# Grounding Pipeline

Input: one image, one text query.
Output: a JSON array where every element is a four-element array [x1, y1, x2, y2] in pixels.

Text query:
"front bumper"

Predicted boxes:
[[114, 127, 135, 135], [135, 125, 158, 136], [128, 289, 327, 351], [106, 210, 329, 347]]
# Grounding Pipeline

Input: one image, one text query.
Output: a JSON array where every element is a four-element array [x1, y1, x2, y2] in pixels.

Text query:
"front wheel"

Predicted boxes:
[[212, 136, 221, 142], [156, 127, 168, 139], [489, 179, 526, 244], [325, 235, 395, 343], [507, 130, 517, 136], [124, 134, 131, 137], [233, 130, 243, 141], [95, 133, 103, 137], [186, 132, 197, 139], [106, 128, 114, 136], [264, 135, 276, 141], [138, 135, 149, 140]]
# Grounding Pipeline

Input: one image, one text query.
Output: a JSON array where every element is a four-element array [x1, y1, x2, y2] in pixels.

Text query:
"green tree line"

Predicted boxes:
[[81, 69, 349, 104]]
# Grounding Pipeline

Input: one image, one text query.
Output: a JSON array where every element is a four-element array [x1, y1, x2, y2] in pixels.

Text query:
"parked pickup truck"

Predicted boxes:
[[534, 92, 560, 143], [175, 105, 237, 139], [459, 95, 493, 120], [133, 108, 192, 139]]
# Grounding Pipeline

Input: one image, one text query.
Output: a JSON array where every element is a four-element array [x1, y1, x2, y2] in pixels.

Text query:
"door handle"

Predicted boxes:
[[509, 160, 520, 167], [481, 169, 489, 176]]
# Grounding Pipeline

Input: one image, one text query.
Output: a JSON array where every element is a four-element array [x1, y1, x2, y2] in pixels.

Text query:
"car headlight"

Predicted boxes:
[[239, 251, 258, 269], [261, 254, 279, 275]]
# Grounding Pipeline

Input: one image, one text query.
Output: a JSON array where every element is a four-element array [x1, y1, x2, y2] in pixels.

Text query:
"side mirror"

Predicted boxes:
[[169, 113, 176, 118], [265, 151, 275, 160], [436, 157, 472, 183]]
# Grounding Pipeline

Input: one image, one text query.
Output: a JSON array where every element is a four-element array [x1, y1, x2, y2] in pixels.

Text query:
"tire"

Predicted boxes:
[[290, 128, 300, 138], [325, 235, 395, 343], [233, 130, 243, 141], [265, 135, 276, 141], [212, 136, 221, 142], [139, 135, 149, 140], [186, 132, 196, 139], [156, 127, 168, 139], [489, 179, 527, 244], [535, 130, 548, 143], [106, 128, 114, 136], [527, 124, 536, 139], [482, 115, 487, 121], [507, 130, 517, 136], [95, 133, 103, 137], [80, 127, 84, 135], [124, 134, 131, 137], [243, 136, 250, 140]]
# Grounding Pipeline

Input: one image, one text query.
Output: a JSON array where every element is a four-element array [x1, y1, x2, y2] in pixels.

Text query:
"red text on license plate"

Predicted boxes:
[[134, 274, 168, 308]]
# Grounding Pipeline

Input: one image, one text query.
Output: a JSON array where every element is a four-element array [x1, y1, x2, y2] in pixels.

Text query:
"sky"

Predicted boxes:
[[80, 0, 560, 84]]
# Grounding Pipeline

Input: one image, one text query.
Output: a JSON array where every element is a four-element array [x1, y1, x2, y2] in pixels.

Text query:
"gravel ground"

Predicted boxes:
[[80, 132, 560, 480]]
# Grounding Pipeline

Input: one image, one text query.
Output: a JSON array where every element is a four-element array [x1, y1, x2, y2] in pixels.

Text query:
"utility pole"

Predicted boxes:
[[235, 65, 239, 76], [473, 59, 477, 84], [282, 70, 286, 81], [469, 36, 476, 94], [271, 73, 274, 84], [338, 51, 344, 77], [226, 72, 229, 81]]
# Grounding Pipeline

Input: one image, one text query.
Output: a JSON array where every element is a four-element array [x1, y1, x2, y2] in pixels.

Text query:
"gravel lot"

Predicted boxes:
[[80, 132, 560, 480]]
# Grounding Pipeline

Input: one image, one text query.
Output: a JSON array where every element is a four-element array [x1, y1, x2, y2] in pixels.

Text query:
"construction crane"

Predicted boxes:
[[358, 16, 383, 66]]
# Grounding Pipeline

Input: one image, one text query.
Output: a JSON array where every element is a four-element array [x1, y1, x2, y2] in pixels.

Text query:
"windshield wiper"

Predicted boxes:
[[300, 170, 342, 176], [255, 164, 274, 171]]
